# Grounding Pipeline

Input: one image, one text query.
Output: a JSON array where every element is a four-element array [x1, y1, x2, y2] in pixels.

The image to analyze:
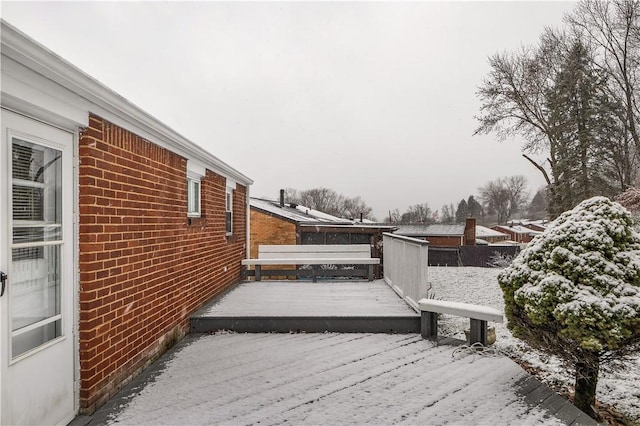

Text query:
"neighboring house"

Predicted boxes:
[[492, 225, 543, 244], [249, 196, 395, 276], [393, 218, 477, 247], [475, 225, 511, 245], [1, 21, 252, 425], [507, 219, 549, 233], [393, 219, 520, 266]]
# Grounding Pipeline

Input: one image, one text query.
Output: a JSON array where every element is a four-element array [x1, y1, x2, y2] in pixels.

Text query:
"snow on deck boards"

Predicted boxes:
[[197, 280, 417, 317], [96, 333, 592, 425]]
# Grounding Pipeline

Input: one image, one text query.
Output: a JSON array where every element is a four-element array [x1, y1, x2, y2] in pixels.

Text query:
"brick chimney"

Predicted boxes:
[[464, 217, 476, 245], [279, 189, 285, 207]]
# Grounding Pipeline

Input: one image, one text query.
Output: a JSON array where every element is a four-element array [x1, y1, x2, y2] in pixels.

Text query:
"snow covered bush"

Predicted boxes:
[[487, 251, 514, 268], [498, 196, 640, 419]]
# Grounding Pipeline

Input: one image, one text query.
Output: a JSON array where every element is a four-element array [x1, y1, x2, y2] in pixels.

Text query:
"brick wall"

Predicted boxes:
[[248, 208, 296, 257], [78, 114, 247, 412]]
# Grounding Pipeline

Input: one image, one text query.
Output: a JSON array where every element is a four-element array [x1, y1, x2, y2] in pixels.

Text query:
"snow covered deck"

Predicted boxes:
[[81, 333, 596, 425], [191, 280, 421, 333], [71, 278, 598, 425]]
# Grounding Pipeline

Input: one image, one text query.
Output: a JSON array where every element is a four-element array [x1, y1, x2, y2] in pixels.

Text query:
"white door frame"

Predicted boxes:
[[0, 107, 79, 425]]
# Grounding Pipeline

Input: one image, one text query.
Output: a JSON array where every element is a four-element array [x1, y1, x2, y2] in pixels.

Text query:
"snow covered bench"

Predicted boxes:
[[418, 299, 504, 346], [241, 244, 380, 282]]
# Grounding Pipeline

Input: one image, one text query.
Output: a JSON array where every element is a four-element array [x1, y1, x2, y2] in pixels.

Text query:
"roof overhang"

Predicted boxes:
[[1, 19, 252, 186]]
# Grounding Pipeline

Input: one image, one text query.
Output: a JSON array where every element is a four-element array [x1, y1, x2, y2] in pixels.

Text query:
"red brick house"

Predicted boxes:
[[475, 225, 511, 244], [492, 225, 542, 244], [0, 21, 252, 424]]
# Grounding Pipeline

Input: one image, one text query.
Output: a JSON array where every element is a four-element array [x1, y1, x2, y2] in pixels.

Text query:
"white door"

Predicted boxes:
[[0, 109, 76, 425]]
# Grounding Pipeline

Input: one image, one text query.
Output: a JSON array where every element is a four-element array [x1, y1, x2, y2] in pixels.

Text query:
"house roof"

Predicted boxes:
[[475, 225, 510, 239], [250, 198, 395, 230], [0, 20, 252, 187], [507, 220, 549, 232], [393, 224, 465, 237], [251, 198, 348, 223], [493, 225, 543, 235]]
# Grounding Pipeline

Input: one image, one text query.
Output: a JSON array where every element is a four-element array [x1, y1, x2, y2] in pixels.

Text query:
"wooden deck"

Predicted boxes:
[[72, 280, 597, 426], [191, 280, 421, 333]]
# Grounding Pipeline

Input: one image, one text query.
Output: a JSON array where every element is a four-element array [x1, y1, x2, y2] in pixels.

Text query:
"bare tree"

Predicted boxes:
[[479, 176, 529, 224], [298, 187, 341, 214], [475, 6, 639, 216], [440, 203, 457, 224], [400, 203, 434, 224], [505, 175, 530, 218], [341, 196, 374, 221], [474, 28, 569, 186], [386, 208, 402, 223], [286, 187, 376, 221]]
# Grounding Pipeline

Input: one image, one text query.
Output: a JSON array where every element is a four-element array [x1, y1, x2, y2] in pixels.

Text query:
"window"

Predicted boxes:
[[225, 190, 232, 235], [187, 177, 201, 217], [11, 138, 63, 357], [186, 160, 205, 218]]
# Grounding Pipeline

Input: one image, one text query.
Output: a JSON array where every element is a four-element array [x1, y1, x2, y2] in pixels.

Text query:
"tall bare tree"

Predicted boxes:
[[475, 3, 639, 216], [479, 176, 529, 224], [474, 28, 569, 187], [505, 175, 530, 218]]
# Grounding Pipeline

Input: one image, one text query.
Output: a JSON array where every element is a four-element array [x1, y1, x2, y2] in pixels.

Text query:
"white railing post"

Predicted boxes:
[[383, 233, 429, 311]]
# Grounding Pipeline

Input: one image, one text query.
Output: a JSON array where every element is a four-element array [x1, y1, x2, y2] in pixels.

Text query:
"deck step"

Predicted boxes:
[[190, 315, 420, 334]]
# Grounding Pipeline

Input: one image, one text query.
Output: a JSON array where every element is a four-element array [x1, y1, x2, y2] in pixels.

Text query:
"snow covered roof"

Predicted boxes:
[[494, 225, 543, 235], [250, 198, 394, 229], [294, 204, 347, 222], [251, 198, 348, 223], [507, 220, 549, 232], [394, 224, 465, 237], [476, 225, 510, 239]]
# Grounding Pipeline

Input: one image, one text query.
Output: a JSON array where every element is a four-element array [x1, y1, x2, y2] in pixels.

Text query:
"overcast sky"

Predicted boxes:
[[2, 1, 576, 221]]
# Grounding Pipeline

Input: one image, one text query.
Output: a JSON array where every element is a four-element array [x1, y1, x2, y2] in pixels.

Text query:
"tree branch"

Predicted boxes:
[[522, 154, 552, 185]]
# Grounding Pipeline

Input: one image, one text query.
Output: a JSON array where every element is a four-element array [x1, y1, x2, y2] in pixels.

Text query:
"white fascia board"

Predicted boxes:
[[1, 57, 89, 128], [187, 159, 207, 179], [0, 20, 253, 187]]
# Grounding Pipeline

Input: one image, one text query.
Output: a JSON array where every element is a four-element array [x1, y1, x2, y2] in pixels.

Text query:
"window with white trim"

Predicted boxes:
[[187, 177, 201, 217], [225, 189, 233, 235], [186, 160, 205, 218]]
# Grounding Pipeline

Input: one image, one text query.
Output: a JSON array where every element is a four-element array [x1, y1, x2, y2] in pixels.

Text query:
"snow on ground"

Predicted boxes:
[[428, 266, 640, 423], [107, 333, 564, 426]]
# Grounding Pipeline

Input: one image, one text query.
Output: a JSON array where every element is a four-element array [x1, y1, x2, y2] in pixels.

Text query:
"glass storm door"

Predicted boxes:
[[1, 109, 76, 425]]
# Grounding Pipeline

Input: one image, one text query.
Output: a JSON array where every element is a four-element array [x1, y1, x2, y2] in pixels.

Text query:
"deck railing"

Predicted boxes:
[[383, 232, 429, 311]]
